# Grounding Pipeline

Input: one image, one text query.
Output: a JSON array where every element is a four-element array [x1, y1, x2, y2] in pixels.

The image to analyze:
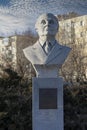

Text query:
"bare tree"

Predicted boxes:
[[16, 33, 38, 79], [61, 42, 87, 85]]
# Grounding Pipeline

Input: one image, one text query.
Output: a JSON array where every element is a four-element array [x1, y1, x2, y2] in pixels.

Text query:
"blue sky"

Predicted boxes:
[[0, 0, 87, 37]]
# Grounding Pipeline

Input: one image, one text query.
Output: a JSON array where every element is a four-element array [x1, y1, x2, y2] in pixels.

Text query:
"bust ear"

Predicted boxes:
[[57, 24, 59, 32], [35, 28, 39, 34], [35, 23, 38, 33]]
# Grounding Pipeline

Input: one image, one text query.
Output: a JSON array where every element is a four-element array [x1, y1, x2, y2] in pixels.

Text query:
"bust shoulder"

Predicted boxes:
[[23, 40, 71, 65], [23, 41, 38, 55], [23, 41, 43, 64]]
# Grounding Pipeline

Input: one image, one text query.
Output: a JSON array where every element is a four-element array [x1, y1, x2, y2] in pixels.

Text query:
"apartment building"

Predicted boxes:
[[57, 15, 87, 48], [0, 35, 36, 78], [0, 36, 17, 70], [57, 15, 87, 79]]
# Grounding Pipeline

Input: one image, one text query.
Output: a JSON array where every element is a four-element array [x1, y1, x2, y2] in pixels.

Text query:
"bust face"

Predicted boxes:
[[35, 13, 59, 37]]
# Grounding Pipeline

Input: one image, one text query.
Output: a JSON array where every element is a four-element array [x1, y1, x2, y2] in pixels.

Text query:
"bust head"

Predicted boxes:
[[35, 13, 59, 39]]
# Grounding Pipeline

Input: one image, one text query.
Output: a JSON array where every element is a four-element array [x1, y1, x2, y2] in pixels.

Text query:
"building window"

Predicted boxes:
[[2, 48, 4, 52], [10, 37, 15, 42], [66, 23, 69, 27], [2, 38, 10, 46], [71, 21, 74, 27], [79, 43, 83, 48], [86, 31, 87, 37], [80, 32, 83, 37], [80, 21, 84, 26]]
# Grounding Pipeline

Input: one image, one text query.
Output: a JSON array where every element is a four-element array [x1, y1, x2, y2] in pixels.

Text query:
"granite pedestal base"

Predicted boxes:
[[32, 77, 64, 130]]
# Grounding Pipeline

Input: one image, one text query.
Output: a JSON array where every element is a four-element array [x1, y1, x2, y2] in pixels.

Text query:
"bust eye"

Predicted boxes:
[[41, 20, 46, 25], [49, 20, 54, 24]]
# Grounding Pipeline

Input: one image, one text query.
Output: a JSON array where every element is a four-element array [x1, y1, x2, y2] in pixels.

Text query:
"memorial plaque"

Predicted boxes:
[[39, 88, 57, 109]]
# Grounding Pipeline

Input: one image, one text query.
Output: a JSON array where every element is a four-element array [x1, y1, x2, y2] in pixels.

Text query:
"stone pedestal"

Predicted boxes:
[[32, 77, 64, 130]]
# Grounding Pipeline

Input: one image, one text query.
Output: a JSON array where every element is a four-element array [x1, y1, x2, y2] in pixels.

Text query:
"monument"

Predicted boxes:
[[23, 13, 71, 130]]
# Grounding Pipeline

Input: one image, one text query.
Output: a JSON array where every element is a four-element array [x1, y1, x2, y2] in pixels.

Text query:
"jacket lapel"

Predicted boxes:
[[33, 41, 47, 64], [45, 42, 63, 64]]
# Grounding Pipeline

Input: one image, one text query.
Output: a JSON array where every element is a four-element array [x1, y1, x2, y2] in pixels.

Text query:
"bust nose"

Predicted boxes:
[[45, 20, 51, 27], [45, 21, 49, 25]]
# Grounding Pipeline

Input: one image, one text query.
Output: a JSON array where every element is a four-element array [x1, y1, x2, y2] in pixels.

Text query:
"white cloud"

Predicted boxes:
[[0, 13, 32, 37], [0, 0, 87, 37]]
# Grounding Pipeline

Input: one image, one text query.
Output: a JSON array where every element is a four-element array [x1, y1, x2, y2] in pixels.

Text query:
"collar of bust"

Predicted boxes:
[[39, 39, 56, 47]]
